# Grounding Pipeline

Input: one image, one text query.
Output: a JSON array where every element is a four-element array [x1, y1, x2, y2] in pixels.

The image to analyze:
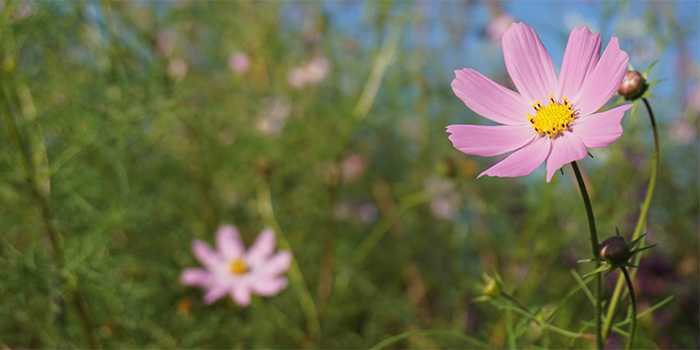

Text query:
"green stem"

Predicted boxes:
[[500, 292, 579, 346], [497, 302, 595, 340], [257, 182, 320, 344], [1, 83, 98, 349], [501, 292, 533, 316], [73, 292, 99, 349], [571, 161, 602, 349], [505, 306, 516, 350], [602, 98, 659, 341], [368, 329, 489, 350], [621, 268, 637, 349]]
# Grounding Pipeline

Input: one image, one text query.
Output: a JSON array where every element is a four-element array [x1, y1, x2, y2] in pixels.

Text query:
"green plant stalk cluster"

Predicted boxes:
[[571, 161, 603, 349], [602, 98, 659, 343], [1, 71, 98, 348]]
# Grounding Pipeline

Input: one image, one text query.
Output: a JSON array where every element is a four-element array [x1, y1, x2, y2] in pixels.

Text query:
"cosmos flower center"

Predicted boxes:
[[229, 259, 248, 275], [527, 94, 577, 138]]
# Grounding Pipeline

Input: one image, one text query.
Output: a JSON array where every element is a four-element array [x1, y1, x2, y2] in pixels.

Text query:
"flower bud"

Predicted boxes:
[[618, 70, 645, 100], [482, 276, 502, 298], [599, 236, 630, 264]]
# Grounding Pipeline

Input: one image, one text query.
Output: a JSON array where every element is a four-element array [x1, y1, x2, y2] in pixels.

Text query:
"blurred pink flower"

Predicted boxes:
[[287, 67, 307, 89], [155, 29, 178, 57], [341, 154, 368, 183], [686, 86, 700, 112], [228, 51, 250, 75], [486, 13, 515, 42], [334, 201, 378, 224], [447, 22, 631, 182], [425, 176, 460, 219], [181, 226, 292, 306], [669, 119, 696, 145], [167, 58, 188, 79], [287, 56, 330, 89], [14, 2, 34, 21]]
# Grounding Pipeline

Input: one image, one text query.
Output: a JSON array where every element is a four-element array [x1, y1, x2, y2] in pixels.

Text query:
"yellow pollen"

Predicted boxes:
[[527, 94, 576, 138], [229, 259, 248, 275]]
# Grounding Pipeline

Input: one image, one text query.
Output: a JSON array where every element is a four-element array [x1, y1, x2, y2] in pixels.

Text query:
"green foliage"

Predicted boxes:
[[0, 1, 697, 349]]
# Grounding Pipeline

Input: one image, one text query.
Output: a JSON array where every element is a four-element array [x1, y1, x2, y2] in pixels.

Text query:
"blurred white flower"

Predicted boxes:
[[167, 58, 188, 79], [287, 67, 307, 89], [305, 56, 330, 84], [228, 51, 250, 75], [256, 97, 291, 135], [287, 56, 331, 89]]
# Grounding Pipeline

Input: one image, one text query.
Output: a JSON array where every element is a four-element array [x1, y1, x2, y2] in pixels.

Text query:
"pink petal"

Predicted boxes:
[[557, 27, 602, 100], [192, 239, 221, 268], [572, 35, 629, 116], [502, 22, 558, 103], [262, 251, 292, 276], [545, 133, 589, 182], [446, 124, 535, 157], [571, 104, 632, 149], [215, 225, 244, 260], [181, 268, 212, 287], [251, 277, 289, 297], [479, 136, 551, 179], [451, 69, 530, 125], [246, 228, 276, 267], [231, 285, 251, 306], [203, 286, 229, 305]]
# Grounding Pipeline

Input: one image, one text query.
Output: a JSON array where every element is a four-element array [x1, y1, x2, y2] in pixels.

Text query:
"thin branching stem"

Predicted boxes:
[[571, 161, 602, 349], [603, 98, 659, 341], [1, 82, 98, 349], [501, 292, 533, 316], [257, 182, 320, 345], [496, 301, 595, 340], [621, 268, 637, 349]]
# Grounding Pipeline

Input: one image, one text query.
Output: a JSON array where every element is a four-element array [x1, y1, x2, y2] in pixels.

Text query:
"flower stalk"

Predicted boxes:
[[571, 161, 603, 349], [621, 268, 637, 350], [602, 97, 659, 342], [1, 82, 98, 349]]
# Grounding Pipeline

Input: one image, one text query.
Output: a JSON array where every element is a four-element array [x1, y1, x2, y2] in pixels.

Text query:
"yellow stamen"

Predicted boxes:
[[229, 259, 248, 275], [528, 95, 576, 138]]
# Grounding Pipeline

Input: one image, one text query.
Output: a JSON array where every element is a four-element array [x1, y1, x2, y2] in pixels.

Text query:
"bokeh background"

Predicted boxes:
[[0, 1, 698, 349]]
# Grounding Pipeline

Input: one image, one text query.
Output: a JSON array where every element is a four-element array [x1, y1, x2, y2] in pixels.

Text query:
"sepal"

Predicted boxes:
[[582, 265, 611, 278]]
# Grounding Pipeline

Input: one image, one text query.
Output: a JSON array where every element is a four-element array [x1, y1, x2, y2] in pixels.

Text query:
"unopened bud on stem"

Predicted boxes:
[[618, 70, 646, 100], [482, 276, 502, 298], [600, 236, 630, 265]]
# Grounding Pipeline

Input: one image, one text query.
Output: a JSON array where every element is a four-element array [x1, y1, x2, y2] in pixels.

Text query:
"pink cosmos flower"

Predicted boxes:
[[228, 51, 250, 75], [167, 58, 188, 79], [181, 226, 292, 306], [447, 22, 632, 182], [155, 29, 178, 57]]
